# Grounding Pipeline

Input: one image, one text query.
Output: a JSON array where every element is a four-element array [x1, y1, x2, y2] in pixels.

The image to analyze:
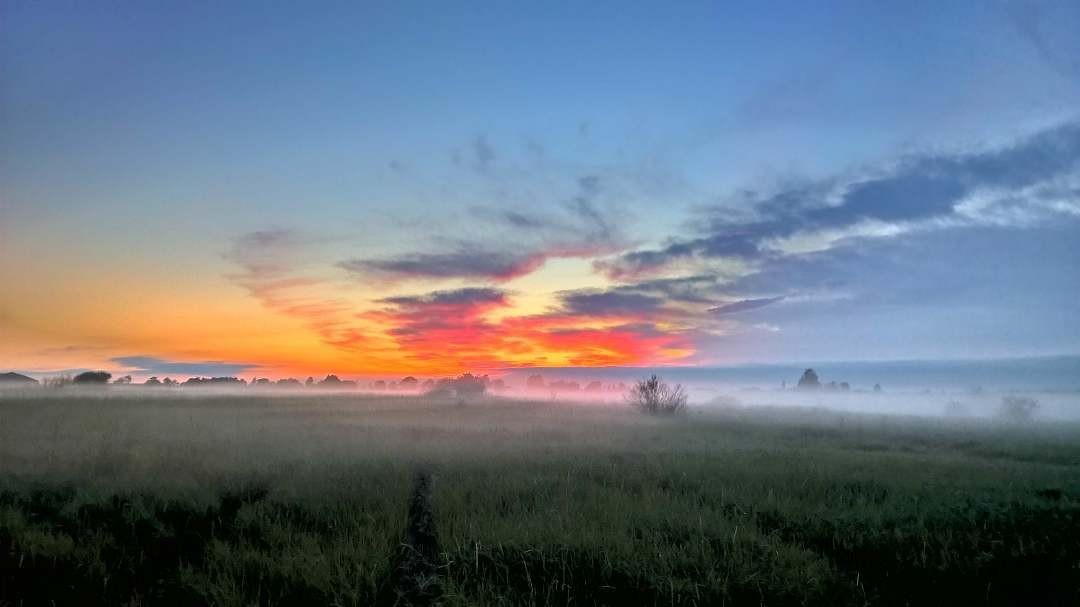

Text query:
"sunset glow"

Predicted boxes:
[[2, 2, 1078, 381]]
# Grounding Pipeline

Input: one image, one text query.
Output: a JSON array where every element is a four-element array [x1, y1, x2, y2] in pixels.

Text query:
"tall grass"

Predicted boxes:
[[1, 392, 1078, 604]]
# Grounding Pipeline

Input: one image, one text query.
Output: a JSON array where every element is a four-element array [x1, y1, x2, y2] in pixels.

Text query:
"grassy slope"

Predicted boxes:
[[1, 392, 1078, 605]]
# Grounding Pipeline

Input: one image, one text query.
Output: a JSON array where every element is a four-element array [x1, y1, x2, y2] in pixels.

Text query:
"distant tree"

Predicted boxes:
[[421, 379, 435, 390], [585, 380, 603, 392], [489, 378, 506, 391], [73, 371, 111, 384], [183, 377, 244, 387], [277, 378, 302, 387], [400, 376, 419, 390], [162, 377, 178, 386], [999, 395, 1039, 422], [628, 375, 687, 415], [0, 372, 38, 385], [796, 369, 820, 390], [305, 376, 315, 387], [144, 376, 162, 387], [371, 380, 387, 390], [839, 382, 850, 391], [873, 383, 882, 393], [319, 375, 356, 390], [452, 373, 487, 399], [252, 378, 272, 387], [526, 374, 545, 389], [112, 375, 132, 385]]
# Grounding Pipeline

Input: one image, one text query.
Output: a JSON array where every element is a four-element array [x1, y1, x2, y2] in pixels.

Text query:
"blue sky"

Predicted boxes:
[[2, 1, 1079, 375]]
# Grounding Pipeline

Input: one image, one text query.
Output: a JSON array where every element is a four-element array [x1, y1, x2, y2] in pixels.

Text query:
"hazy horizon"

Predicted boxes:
[[3, 2, 1079, 382]]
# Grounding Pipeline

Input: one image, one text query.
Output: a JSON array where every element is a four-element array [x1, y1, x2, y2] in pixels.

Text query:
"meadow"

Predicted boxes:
[[1, 390, 1078, 605]]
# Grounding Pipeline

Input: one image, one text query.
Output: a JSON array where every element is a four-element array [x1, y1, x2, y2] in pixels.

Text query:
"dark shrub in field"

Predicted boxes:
[[999, 395, 1039, 422], [797, 368, 821, 390], [72, 371, 111, 384], [627, 375, 687, 415], [428, 373, 488, 401]]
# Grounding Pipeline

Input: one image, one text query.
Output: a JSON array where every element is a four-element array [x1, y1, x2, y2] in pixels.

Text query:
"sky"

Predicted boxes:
[[2, 1, 1079, 379]]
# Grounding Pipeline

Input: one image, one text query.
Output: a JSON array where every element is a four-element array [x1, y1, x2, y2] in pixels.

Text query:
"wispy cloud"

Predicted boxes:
[[597, 121, 1080, 281], [710, 296, 784, 316], [112, 356, 258, 377], [339, 246, 548, 283]]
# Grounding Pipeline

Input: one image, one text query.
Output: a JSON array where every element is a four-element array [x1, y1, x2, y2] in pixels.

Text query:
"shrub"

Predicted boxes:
[[450, 373, 487, 400], [796, 368, 820, 390], [999, 395, 1039, 422], [72, 371, 111, 384], [627, 375, 687, 415]]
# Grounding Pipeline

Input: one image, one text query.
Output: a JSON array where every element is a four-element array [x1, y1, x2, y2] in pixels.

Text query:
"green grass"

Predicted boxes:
[[1, 392, 1078, 605]]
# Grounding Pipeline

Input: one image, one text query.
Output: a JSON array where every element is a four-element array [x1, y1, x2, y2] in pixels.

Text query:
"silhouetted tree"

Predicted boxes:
[[73, 371, 111, 384], [0, 372, 37, 385], [319, 375, 356, 389], [873, 383, 882, 393], [112, 375, 132, 385], [183, 377, 245, 387], [999, 395, 1039, 422], [144, 376, 162, 387], [628, 375, 687, 415], [585, 381, 603, 392], [526, 374, 545, 389], [452, 373, 487, 398], [277, 378, 302, 387], [305, 376, 315, 387], [400, 376, 419, 390], [796, 369, 820, 390]]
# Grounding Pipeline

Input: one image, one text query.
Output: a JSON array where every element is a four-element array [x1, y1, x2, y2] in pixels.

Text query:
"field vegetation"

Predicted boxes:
[[1, 390, 1078, 605]]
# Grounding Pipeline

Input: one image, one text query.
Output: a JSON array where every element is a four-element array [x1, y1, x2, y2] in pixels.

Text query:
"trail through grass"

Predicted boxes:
[[1, 392, 1078, 605]]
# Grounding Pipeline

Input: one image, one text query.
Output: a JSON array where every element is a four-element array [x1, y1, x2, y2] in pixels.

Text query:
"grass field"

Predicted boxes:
[[1, 391, 1078, 605]]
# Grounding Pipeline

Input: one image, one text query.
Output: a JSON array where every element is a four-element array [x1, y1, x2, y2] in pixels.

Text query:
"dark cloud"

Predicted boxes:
[[595, 232, 761, 280], [559, 291, 665, 317], [709, 296, 784, 316], [378, 287, 508, 309], [613, 275, 721, 304], [599, 121, 1080, 280], [112, 356, 259, 377], [339, 246, 546, 283]]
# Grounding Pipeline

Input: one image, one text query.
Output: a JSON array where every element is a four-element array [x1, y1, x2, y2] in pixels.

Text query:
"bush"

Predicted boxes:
[[72, 371, 111, 384], [999, 395, 1039, 422], [627, 375, 687, 415], [427, 373, 488, 402]]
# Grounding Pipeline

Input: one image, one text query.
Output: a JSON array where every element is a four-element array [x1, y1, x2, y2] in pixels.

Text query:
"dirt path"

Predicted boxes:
[[388, 469, 442, 605]]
